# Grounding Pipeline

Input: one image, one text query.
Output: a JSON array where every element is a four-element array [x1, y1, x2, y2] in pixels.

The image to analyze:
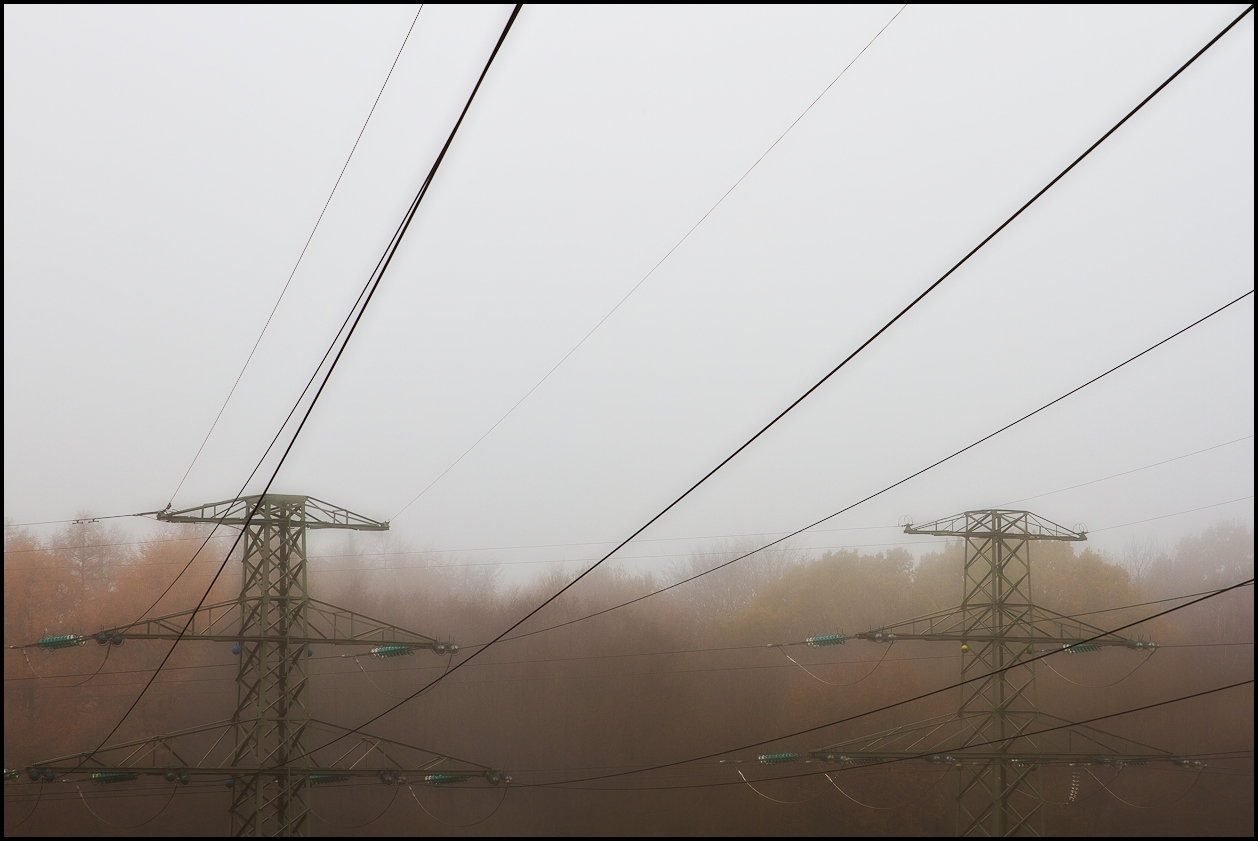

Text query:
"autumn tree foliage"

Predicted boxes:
[[3, 519, 1252, 836]]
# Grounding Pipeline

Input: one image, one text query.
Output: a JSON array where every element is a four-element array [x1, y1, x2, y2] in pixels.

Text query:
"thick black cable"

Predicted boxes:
[[490, 289, 1255, 645], [513, 576, 1255, 788], [390, 3, 909, 524], [1, 781, 42, 831], [530, 678, 1254, 792], [4, 8, 426, 532], [129, 6, 442, 623], [3, 752, 1249, 801], [7, 635, 1250, 699], [296, 7, 1257, 759], [165, 5, 426, 508], [9, 430, 1248, 559], [5, 580, 1251, 684], [67, 4, 522, 772]]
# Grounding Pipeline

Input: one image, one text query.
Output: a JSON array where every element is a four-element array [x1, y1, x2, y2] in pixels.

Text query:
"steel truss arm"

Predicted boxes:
[[158, 495, 388, 530], [853, 604, 1151, 648], [91, 599, 441, 648], [904, 510, 1086, 541], [26, 719, 504, 782]]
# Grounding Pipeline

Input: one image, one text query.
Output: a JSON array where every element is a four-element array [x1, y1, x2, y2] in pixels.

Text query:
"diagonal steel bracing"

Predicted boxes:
[[808, 509, 1174, 837], [26, 494, 503, 837]]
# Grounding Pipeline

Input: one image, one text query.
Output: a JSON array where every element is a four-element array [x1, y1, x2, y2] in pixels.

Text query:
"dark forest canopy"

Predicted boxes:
[[4, 519, 1253, 836]]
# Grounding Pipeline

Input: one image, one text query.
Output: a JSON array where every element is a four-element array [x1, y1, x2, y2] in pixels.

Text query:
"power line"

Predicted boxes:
[[507, 576, 1255, 789], [16, 22, 452, 621], [998, 435, 1253, 506], [387, 4, 909, 524], [5, 759, 1250, 807], [7, 429, 1247, 559], [9, 582, 1250, 684], [488, 290, 1255, 647], [10, 637, 1249, 693], [74, 5, 523, 770], [164, 5, 427, 509], [3, 511, 162, 528], [528, 678, 1256, 792], [9, 295, 1247, 703], [295, 7, 1257, 763], [16, 638, 1253, 694], [1092, 496, 1254, 532], [0, 533, 914, 562], [2, 8, 428, 533]]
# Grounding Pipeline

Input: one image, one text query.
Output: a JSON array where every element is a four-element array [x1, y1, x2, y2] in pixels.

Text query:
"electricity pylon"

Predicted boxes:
[[25, 494, 506, 837], [807, 509, 1181, 837]]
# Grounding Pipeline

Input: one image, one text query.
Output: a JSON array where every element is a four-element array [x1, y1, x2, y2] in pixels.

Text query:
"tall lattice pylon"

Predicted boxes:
[[26, 494, 505, 837], [808, 509, 1174, 837]]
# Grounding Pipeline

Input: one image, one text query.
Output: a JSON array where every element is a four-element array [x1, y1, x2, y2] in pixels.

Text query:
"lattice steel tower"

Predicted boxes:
[[27, 494, 504, 837], [808, 509, 1175, 837]]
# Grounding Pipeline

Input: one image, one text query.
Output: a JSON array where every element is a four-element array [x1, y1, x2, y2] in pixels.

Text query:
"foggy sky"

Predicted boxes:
[[4, 4, 1254, 578]]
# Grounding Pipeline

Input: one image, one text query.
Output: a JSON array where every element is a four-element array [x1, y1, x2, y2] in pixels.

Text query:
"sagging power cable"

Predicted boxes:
[[389, 4, 909, 524], [165, 4, 426, 509], [8, 430, 1247, 560], [70, 4, 523, 771], [536, 678, 1253, 792], [291, 4, 1255, 760], [486, 289, 1255, 647], [515, 576, 1255, 788]]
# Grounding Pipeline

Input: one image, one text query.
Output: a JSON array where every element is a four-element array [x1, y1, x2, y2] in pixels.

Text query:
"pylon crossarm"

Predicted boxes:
[[305, 599, 438, 648], [26, 494, 512, 834], [1028, 712, 1170, 757], [29, 720, 504, 783], [20, 765, 499, 782], [158, 494, 388, 530], [91, 599, 242, 644], [28, 720, 236, 773], [857, 603, 1144, 648], [904, 510, 1086, 540], [1030, 604, 1158, 649], [809, 712, 962, 756], [305, 719, 495, 774], [85, 599, 440, 648], [811, 711, 1177, 760]]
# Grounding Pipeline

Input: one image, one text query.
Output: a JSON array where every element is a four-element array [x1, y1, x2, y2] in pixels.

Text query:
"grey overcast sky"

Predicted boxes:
[[3, 4, 1254, 575]]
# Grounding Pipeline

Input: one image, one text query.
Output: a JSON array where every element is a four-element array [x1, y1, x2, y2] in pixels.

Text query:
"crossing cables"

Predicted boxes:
[[491, 288, 1254, 645], [520, 577, 1256, 789], [70, 4, 523, 771], [289, 6, 1256, 761]]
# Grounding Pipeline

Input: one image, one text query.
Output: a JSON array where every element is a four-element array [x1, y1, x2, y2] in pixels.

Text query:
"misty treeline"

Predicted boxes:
[[4, 518, 1253, 836]]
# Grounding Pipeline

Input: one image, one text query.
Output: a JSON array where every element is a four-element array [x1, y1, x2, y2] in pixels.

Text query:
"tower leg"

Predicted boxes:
[[229, 497, 311, 836]]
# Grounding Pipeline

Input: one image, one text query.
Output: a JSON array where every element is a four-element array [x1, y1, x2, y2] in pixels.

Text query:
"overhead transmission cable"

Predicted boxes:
[[1092, 496, 1255, 532], [164, 5, 426, 509], [5, 576, 1251, 685], [516, 580, 1255, 789], [388, 4, 908, 523], [483, 289, 1255, 647], [1, 507, 162, 527], [293, 6, 1256, 761], [998, 434, 1253, 506], [532, 677, 1254, 792], [4, 7, 425, 531], [71, 4, 523, 771], [7, 431, 1248, 558]]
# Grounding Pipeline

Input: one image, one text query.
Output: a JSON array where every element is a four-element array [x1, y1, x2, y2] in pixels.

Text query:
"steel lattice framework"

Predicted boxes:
[[26, 494, 504, 837], [809, 509, 1176, 837]]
